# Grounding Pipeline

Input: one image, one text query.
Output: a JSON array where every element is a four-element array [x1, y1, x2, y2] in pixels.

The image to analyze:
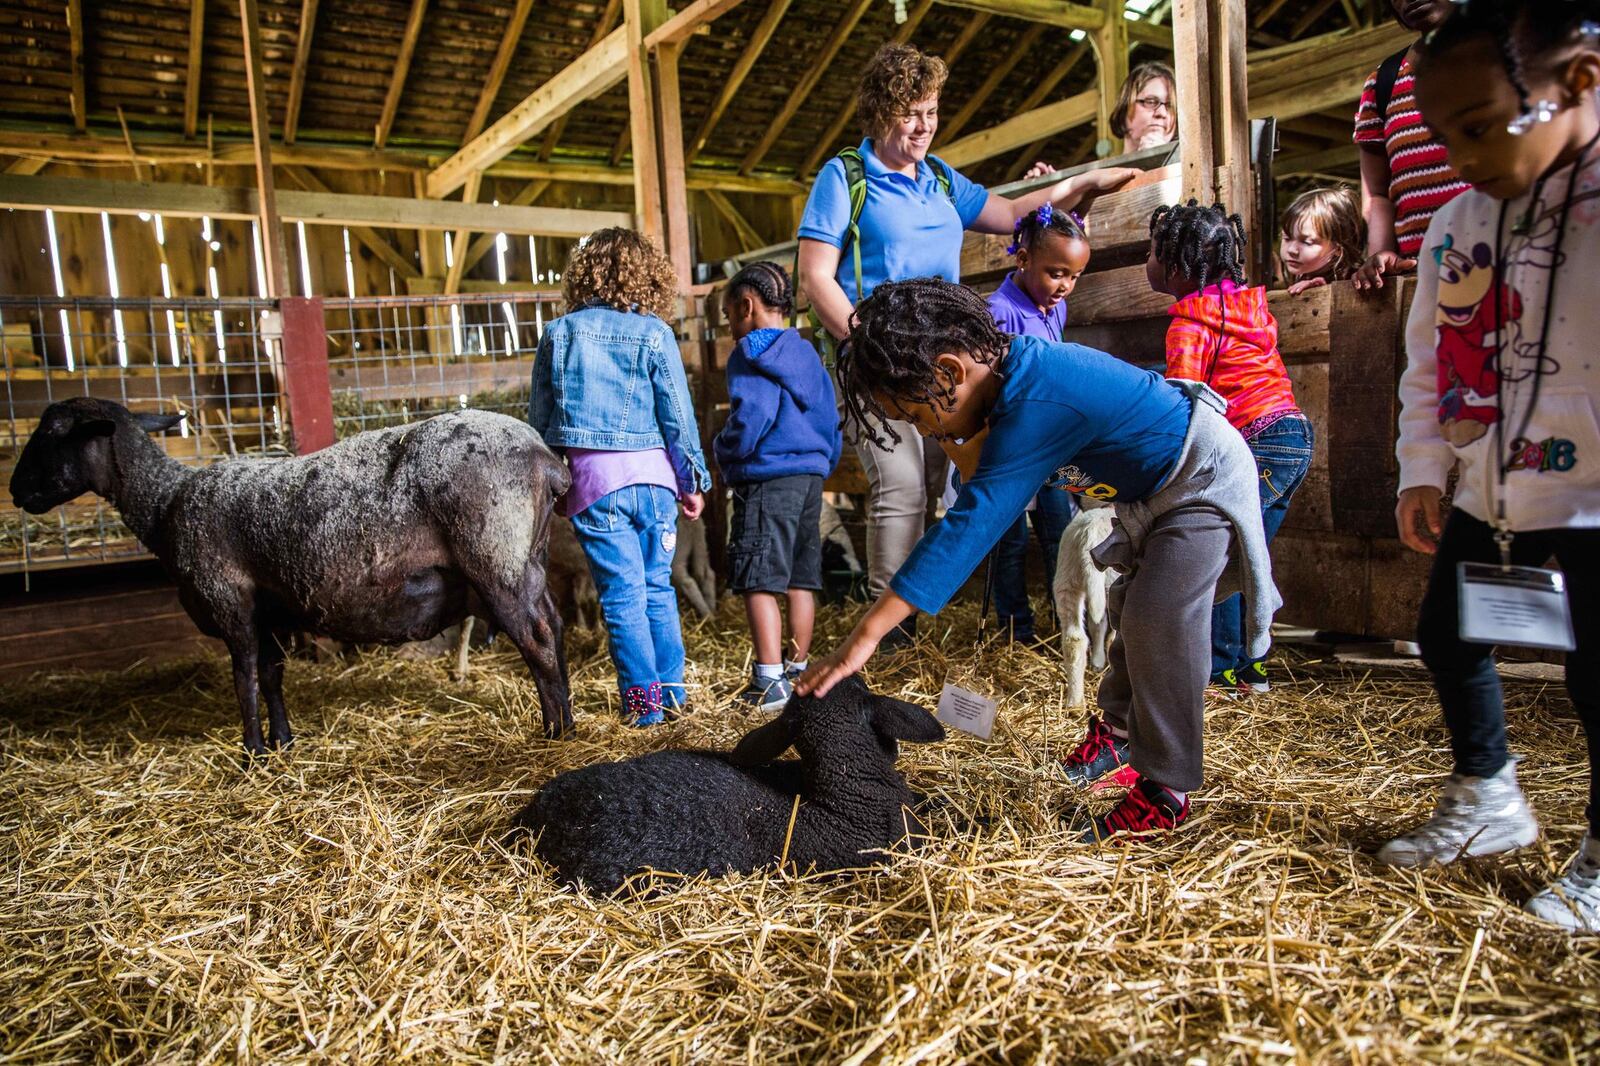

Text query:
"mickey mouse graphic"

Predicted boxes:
[[1430, 234, 1523, 446]]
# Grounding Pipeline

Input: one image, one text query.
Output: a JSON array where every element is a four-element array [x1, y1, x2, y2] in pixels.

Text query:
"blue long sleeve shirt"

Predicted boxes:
[[891, 336, 1192, 615]]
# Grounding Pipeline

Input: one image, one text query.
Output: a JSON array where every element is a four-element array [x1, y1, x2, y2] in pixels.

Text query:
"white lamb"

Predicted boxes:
[[1052, 505, 1117, 707]]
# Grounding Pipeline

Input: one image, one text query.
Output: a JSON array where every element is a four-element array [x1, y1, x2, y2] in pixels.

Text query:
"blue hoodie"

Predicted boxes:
[[714, 327, 842, 484]]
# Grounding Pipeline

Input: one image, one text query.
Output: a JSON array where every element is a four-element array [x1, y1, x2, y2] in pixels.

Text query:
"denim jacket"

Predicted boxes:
[[528, 305, 712, 494]]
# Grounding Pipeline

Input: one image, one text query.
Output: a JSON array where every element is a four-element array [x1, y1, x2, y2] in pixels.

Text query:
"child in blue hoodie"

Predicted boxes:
[[714, 262, 842, 710]]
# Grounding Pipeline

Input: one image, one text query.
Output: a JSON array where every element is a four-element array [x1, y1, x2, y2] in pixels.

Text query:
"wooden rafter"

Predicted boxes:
[[426, 27, 630, 199], [932, 0, 1104, 31], [938, 88, 1098, 167], [624, 0, 667, 236], [655, 41, 693, 282], [184, 0, 205, 138], [541, 0, 623, 161], [6, 157, 48, 176], [283, 0, 320, 145], [685, 0, 792, 165], [443, 172, 482, 294], [704, 188, 763, 250], [1002, 42, 1091, 178], [799, 0, 935, 175], [644, 0, 746, 46], [282, 166, 419, 278], [739, 0, 873, 175], [375, 0, 430, 150], [1092, 0, 1129, 153], [1251, 0, 1292, 29], [238, 0, 290, 298], [67, 0, 86, 131], [940, 10, 991, 68], [1290, 0, 1339, 40], [464, 0, 537, 145], [937, 23, 1047, 145]]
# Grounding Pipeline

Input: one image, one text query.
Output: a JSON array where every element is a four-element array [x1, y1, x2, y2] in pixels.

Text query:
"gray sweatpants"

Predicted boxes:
[[1096, 504, 1233, 792]]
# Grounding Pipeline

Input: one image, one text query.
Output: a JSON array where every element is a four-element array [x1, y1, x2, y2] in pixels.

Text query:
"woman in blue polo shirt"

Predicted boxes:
[[797, 42, 1138, 648]]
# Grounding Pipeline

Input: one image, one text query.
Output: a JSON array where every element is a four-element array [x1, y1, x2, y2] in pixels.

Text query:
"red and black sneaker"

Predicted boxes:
[[1077, 778, 1189, 843], [1059, 717, 1138, 791]]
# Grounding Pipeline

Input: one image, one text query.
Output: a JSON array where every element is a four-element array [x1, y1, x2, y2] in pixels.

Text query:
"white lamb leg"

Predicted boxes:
[[1053, 542, 1090, 708], [1086, 568, 1111, 672], [454, 615, 475, 682]]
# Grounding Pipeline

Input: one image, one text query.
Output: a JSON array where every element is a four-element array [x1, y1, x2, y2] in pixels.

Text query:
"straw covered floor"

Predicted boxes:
[[2, 600, 1598, 1063]]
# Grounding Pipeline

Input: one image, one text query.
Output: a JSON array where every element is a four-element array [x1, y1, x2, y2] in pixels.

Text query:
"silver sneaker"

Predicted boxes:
[[1525, 834, 1600, 934], [1376, 762, 1540, 868]]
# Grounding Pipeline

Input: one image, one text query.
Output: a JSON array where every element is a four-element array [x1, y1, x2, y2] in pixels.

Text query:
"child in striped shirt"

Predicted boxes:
[[1147, 200, 1313, 695]]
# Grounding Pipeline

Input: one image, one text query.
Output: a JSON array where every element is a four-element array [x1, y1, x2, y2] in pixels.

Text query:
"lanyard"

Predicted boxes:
[[1486, 134, 1595, 565]]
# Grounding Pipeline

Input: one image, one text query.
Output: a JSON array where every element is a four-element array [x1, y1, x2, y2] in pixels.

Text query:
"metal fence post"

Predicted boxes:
[[279, 296, 336, 454]]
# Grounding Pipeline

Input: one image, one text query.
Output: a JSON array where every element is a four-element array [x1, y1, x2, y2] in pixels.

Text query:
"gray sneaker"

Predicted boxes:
[[1525, 834, 1600, 934], [737, 674, 792, 712], [1376, 762, 1540, 868]]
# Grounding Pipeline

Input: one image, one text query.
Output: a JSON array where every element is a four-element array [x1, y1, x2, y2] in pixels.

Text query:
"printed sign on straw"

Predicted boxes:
[[936, 683, 998, 740]]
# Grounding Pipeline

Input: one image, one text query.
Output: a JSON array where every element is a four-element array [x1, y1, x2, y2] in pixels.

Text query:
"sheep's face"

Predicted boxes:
[[9, 399, 184, 514], [729, 675, 944, 768]]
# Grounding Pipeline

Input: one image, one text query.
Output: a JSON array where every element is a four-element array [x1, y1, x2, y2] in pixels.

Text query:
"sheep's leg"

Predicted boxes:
[[1086, 571, 1111, 673], [225, 632, 268, 759], [483, 584, 573, 739], [257, 631, 294, 751], [454, 616, 475, 682]]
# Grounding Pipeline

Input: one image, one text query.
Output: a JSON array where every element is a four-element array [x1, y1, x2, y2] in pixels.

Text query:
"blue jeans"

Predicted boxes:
[[1212, 414, 1313, 676], [570, 484, 685, 701], [993, 488, 1078, 638]]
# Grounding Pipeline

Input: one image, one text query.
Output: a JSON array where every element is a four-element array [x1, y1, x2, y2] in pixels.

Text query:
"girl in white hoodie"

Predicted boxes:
[[1383, 0, 1600, 934]]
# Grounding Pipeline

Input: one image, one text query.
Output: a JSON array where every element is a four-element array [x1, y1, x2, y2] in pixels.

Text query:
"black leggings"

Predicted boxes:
[[1416, 510, 1600, 834]]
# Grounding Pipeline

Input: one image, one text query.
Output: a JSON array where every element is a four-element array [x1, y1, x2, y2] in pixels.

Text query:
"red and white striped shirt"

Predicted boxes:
[[1353, 55, 1471, 257]]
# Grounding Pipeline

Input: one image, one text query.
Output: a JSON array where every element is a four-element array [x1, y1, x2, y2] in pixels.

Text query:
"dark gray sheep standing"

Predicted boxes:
[[8, 398, 574, 756], [509, 675, 945, 895]]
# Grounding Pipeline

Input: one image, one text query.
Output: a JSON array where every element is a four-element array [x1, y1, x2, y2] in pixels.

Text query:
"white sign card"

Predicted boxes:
[[936, 683, 999, 740], [1458, 562, 1576, 651]]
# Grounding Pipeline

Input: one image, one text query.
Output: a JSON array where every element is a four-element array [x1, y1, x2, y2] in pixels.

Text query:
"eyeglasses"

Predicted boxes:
[[1133, 96, 1172, 114]]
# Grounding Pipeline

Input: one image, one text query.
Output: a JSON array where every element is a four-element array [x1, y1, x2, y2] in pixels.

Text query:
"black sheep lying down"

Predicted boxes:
[[510, 675, 945, 895]]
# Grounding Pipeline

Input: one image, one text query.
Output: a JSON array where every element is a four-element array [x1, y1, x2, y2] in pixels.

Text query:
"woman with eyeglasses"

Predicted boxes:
[[1110, 62, 1177, 152]]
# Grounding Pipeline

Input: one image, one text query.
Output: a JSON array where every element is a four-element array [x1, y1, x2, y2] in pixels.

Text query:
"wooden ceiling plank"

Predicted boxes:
[[464, 0, 538, 145], [739, 0, 874, 175], [937, 23, 1047, 145], [374, 0, 432, 150], [684, 0, 792, 166], [283, 0, 321, 145]]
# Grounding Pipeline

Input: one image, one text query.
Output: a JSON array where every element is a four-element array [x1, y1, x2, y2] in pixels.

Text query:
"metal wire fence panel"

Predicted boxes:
[[1, 295, 286, 575], [321, 292, 563, 439]]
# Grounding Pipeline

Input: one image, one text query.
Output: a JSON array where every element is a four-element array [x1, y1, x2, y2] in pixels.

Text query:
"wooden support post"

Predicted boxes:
[[625, 0, 668, 241], [376, 0, 430, 149], [184, 0, 205, 139], [1172, 0, 1251, 253], [1217, 0, 1250, 225], [238, 0, 291, 299], [279, 297, 337, 454], [1172, 0, 1215, 203], [443, 172, 482, 295], [1092, 0, 1129, 156], [67, 0, 87, 132], [654, 41, 693, 285]]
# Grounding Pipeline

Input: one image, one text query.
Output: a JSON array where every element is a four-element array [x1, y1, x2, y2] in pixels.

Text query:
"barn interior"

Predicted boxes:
[[2, 0, 1597, 1060]]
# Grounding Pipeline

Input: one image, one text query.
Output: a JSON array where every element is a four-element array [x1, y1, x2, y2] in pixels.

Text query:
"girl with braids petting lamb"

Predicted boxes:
[[1377, 0, 1600, 933], [795, 277, 1279, 843], [1144, 201, 1312, 700]]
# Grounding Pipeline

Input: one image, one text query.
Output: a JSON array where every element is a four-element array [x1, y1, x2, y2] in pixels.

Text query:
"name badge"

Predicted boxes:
[[1457, 563, 1575, 651], [937, 683, 998, 740]]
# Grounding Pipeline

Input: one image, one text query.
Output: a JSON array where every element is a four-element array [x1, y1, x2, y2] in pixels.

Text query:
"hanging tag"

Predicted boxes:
[[1458, 563, 1576, 651], [937, 683, 998, 740]]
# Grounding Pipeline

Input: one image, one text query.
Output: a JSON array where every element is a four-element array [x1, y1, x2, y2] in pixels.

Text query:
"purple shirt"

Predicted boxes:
[[560, 448, 678, 517], [986, 272, 1068, 340]]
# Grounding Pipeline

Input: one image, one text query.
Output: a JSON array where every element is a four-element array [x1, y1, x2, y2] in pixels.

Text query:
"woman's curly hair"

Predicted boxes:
[[837, 278, 1009, 448], [857, 43, 949, 140], [561, 227, 679, 320]]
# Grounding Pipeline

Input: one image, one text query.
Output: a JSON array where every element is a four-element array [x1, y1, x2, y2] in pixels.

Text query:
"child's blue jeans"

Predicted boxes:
[[993, 488, 1077, 640], [1212, 413, 1313, 677], [570, 484, 685, 703]]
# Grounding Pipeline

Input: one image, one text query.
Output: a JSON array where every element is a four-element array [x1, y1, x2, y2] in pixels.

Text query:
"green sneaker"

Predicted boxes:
[[1241, 660, 1270, 695]]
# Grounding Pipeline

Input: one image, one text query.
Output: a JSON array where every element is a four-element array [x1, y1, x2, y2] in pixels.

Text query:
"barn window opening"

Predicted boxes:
[[342, 227, 357, 297], [251, 221, 269, 299], [154, 214, 182, 367], [529, 235, 544, 334], [44, 209, 74, 371], [296, 221, 314, 296], [100, 212, 130, 368], [207, 263, 226, 362], [496, 232, 516, 350]]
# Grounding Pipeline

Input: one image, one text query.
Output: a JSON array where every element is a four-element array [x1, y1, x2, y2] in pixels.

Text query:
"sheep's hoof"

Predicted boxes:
[[268, 733, 295, 752]]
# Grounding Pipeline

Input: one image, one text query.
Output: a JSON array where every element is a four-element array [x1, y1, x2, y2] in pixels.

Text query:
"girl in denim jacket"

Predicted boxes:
[[530, 228, 712, 726]]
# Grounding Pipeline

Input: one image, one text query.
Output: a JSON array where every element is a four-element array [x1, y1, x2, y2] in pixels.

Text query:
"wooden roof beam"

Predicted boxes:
[[426, 27, 630, 199], [1001, 42, 1091, 179], [283, 0, 320, 145], [239, 0, 290, 298], [540, 0, 623, 161], [645, 0, 747, 47], [67, 0, 87, 132], [375, 0, 430, 150], [1290, 0, 1339, 40], [703, 188, 763, 250], [937, 23, 1048, 145], [464, 0, 537, 144], [685, 0, 792, 166], [938, 88, 1098, 167], [183, 0, 204, 138], [799, 0, 935, 175], [933, 0, 1103, 30], [282, 165, 419, 278], [1249, 22, 1411, 119], [0, 174, 632, 236], [739, 0, 873, 175]]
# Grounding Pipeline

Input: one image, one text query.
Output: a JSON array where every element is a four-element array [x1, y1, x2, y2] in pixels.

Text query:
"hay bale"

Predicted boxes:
[[1, 599, 1596, 1062]]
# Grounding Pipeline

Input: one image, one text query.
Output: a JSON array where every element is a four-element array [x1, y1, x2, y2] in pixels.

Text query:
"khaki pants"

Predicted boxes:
[[850, 418, 945, 600]]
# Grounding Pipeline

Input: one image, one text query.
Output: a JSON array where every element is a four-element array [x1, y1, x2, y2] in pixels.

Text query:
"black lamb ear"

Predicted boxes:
[[871, 696, 944, 744], [134, 412, 186, 434], [728, 716, 798, 767]]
